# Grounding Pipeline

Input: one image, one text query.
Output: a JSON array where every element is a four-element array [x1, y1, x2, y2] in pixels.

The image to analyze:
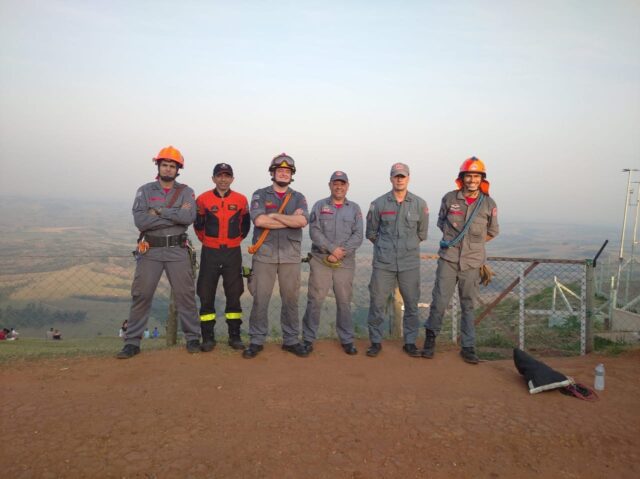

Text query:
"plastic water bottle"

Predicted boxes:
[[594, 363, 605, 391]]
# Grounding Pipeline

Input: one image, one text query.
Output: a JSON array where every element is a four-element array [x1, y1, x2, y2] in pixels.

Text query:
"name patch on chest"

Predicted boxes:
[[320, 206, 334, 215], [228, 204, 238, 211]]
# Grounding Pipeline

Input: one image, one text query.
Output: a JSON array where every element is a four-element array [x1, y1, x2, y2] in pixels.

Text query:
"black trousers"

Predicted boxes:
[[196, 246, 244, 320]]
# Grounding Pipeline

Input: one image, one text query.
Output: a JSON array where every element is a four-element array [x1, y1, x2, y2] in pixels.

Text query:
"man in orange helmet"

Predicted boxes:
[[117, 146, 201, 358], [423, 157, 499, 364]]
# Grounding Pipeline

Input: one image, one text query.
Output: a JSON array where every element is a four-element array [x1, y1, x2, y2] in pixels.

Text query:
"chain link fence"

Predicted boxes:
[[1, 249, 637, 356]]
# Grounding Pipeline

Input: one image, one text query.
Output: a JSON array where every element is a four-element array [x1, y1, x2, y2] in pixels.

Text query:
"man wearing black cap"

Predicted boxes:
[[301, 171, 364, 355], [194, 163, 251, 352], [365, 162, 428, 358]]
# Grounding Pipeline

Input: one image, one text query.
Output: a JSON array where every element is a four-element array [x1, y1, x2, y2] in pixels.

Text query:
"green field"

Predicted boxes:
[[0, 337, 174, 363]]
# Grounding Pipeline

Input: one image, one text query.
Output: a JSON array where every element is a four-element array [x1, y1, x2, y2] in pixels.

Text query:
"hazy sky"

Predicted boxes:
[[1, 0, 638, 228]]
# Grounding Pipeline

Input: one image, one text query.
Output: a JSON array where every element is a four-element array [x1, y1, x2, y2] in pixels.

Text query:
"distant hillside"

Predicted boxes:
[[0, 196, 621, 339]]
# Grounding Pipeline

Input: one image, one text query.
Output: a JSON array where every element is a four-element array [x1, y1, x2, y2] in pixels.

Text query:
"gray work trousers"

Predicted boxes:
[[247, 259, 301, 346], [367, 267, 420, 344], [302, 257, 355, 344], [426, 258, 480, 348], [125, 250, 200, 346]]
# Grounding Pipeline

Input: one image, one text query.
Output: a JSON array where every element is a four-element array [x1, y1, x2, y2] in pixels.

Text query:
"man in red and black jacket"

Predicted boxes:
[[194, 163, 250, 351]]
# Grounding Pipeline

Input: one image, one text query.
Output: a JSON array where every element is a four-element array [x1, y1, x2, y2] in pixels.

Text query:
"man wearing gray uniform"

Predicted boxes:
[[365, 163, 428, 358], [423, 156, 499, 364], [302, 171, 363, 355], [243, 153, 309, 359], [117, 146, 201, 358]]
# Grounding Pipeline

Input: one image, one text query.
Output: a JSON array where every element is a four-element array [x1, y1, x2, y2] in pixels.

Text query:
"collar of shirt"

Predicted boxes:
[[214, 189, 232, 198]]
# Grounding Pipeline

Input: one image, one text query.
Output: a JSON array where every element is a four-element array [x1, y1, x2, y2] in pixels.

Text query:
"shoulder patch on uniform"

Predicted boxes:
[[136, 189, 143, 198], [252, 194, 261, 201], [492, 207, 497, 217], [368, 203, 375, 212], [251, 201, 260, 209]]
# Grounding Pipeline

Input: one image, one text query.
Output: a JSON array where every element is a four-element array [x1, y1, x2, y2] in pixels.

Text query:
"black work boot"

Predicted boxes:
[[186, 339, 201, 353], [403, 343, 422, 357], [200, 321, 217, 352], [422, 329, 436, 359], [366, 343, 382, 357], [116, 344, 140, 359], [303, 340, 314, 353], [460, 347, 480, 364], [242, 343, 263, 359], [282, 343, 309, 357], [227, 320, 245, 350]]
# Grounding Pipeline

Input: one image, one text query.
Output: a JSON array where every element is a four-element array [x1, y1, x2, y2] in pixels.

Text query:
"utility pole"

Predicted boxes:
[[615, 169, 638, 309], [624, 182, 640, 304]]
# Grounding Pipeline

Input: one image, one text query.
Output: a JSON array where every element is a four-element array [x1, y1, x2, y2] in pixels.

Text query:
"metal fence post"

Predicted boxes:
[[608, 276, 616, 330], [451, 290, 458, 343], [166, 290, 178, 346], [391, 287, 403, 339], [518, 263, 525, 350], [584, 260, 594, 354]]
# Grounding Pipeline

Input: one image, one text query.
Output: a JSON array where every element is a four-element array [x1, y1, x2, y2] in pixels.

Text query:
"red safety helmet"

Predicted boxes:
[[153, 146, 184, 169], [455, 156, 490, 194]]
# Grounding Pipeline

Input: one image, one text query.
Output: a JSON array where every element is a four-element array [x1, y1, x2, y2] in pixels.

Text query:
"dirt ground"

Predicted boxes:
[[1, 341, 639, 479]]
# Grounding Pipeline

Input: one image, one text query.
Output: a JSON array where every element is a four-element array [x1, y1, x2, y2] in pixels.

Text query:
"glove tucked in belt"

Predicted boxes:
[[145, 234, 187, 248], [479, 264, 494, 286]]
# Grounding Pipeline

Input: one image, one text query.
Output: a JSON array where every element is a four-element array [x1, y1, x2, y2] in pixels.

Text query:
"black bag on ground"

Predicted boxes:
[[513, 348, 573, 394]]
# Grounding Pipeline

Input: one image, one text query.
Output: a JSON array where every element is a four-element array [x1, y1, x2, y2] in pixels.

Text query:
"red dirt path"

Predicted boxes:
[[1, 342, 639, 479]]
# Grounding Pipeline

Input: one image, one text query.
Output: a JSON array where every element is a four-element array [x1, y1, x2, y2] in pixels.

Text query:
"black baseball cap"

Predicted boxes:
[[213, 163, 234, 176]]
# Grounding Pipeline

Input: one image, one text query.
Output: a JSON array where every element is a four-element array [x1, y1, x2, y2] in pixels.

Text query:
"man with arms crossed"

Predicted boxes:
[[117, 146, 201, 358], [243, 154, 309, 359]]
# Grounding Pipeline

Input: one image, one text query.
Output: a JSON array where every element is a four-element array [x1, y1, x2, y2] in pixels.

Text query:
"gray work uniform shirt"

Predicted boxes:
[[250, 185, 309, 264], [436, 190, 499, 270], [309, 197, 364, 269], [366, 191, 429, 272], [132, 180, 196, 261]]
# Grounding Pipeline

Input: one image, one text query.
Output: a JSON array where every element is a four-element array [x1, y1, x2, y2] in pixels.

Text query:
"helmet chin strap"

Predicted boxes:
[[157, 164, 179, 181]]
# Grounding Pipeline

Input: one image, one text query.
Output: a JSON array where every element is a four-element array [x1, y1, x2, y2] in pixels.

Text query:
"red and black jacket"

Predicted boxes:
[[194, 189, 250, 249]]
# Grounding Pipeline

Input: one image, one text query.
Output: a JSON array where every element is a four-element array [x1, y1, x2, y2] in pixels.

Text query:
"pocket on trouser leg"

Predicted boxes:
[[247, 275, 255, 296]]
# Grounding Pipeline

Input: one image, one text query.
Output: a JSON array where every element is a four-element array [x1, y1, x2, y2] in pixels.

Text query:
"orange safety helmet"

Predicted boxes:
[[455, 156, 490, 194], [153, 146, 184, 169]]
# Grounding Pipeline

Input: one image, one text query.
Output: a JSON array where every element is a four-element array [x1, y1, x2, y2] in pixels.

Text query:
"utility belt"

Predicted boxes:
[[145, 233, 188, 248]]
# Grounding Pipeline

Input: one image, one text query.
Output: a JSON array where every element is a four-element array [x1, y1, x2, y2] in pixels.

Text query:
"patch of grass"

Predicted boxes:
[[478, 333, 513, 348], [594, 336, 630, 356], [0, 337, 174, 363], [478, 350, 509, 361]]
